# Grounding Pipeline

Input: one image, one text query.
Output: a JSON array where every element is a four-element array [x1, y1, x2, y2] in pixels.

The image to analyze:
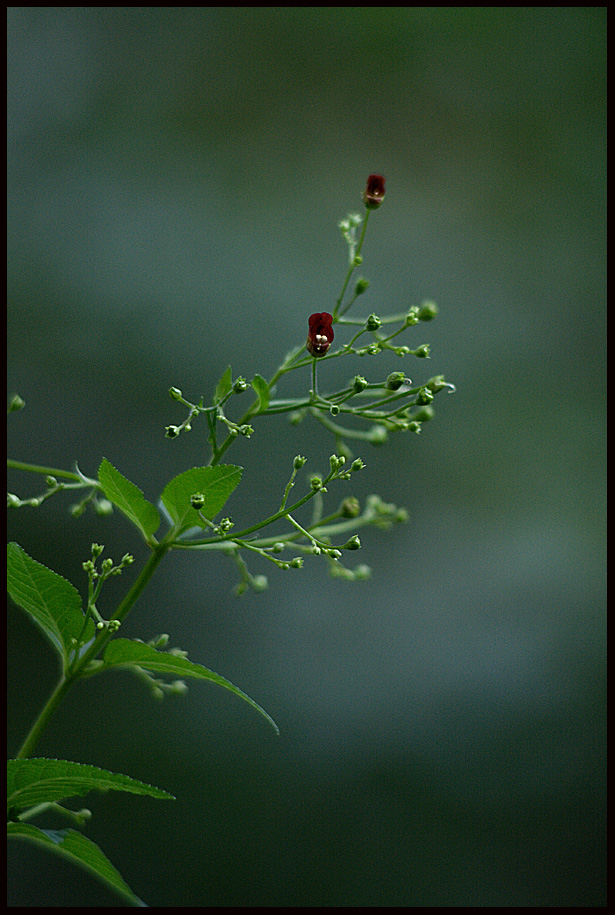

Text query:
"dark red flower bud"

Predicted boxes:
[[363, 173, 386, 209], [306, 312, 334, 357]]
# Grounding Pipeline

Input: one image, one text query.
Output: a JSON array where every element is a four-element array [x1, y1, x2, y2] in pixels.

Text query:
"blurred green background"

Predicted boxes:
[[7, 7, 606, 907]]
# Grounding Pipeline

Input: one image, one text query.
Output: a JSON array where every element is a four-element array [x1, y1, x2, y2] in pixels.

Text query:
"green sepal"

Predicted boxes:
[[103, 639, 279, 734], [98, 459, 160, 539]]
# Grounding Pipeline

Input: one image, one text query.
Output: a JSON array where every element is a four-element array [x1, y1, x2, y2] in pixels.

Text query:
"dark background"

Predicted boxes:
[[7, 8, 606, 907]]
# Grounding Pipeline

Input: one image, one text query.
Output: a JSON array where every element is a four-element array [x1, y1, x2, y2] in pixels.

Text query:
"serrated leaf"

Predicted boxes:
[[98, 459, 160, 539], [213, 364, 232, 404], [103, 639, 279, 734], [7, 758, 175, 810], [251, 373, 270, 411], [160, 464, 242, 533], [7, 822, 147, 906], [6, 543, 93, 666]]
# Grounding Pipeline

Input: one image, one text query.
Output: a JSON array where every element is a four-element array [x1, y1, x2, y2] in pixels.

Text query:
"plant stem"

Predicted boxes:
[[15, 535, 175, 760]]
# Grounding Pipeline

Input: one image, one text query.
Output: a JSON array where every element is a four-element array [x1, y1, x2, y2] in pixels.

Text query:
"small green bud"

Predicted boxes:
[[368, 425, 388, 445], [165, 425, 180, 438], [354, 277, 370, 296], [169, 386, 182, 400], [238, 424, 253, 437], [405, 307, 420, 326], [107, 619, 121, 632], [289, 410, 304, 425], [289, 557, 304, 569], [45, 475, 58, 488], [418, 300, 438, 321], [272, 542, 285, 553], [366, 313, 381, 332], [350, 458, 366, 472], [413, 344, 430, 358], [329, 404, 340, 416], [386, 371, 407, 391], [293, 454, 307, 470], [91, 543, 104, 558], [7, 393, 25, 413], [217, 517, 234, 533], [96, 621, 105, 630], [417, 387, 434, 405], [7, 493, 21, 508], [94, 498, 114, 516], [330, 454, 346, 473], [340, 496, 360, 518], [354, 564, 372, 581], [82, 560, 96, 573], [311, 544, 322, 555], [120, 553, 134, 566], [190, 492, 206, 510], [407, 421, 422, 434], [233, 377, 248, 394], [395, 508, 409, 523], [327, 549, 342, 560], [310, 475, 323, 491], [353, 255, 363, 266], [413, 405, 434, 422], [149, 633, 170, 649], [343, 535, 361, 551], [352, 375, 368, 392], [101, 557, 113, 573]]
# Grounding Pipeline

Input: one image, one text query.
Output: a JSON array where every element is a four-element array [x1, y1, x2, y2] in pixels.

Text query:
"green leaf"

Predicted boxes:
[[160, 464, 242, 533], [98, 458, 160, 539], [251, 373, 270, 411], [6, 543, 93, 666], [103, 639, 279, 734], [7, 822, 147, 906], [7, 758, 175, 810], [213, 364, 233, 404]]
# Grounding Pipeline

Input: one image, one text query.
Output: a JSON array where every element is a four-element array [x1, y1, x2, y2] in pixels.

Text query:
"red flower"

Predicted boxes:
[[306, 312, 334, 358], [363, 173, 386, 209]]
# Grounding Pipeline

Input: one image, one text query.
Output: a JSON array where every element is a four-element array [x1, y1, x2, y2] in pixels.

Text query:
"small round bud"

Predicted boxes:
[[413, 344, 430, 359], [366, 313, 381, 332], [293, 454, 307, 470], [190, 492, 206, 510], [352, 375, 368, 393], [418, 300, 439, 321], [330, 454, 346, 473], [7, 393, 25, 413], [329, 404, 340, 416], [413, 405, 434, 422], [169, 387, 182, 400], [386, 371, 406, 391], [417, 387, 434, 406], [368, 425, 388, 445], [340, 496, 360, 518], [96, 620, 105, 630], [310, 475, 323, 491], [7, 493, 21, 508], [405, 308, 420, 326], [165, 425, 180, 439], [354, 278, 370, 296], [45, 475, 58, 488], [94, 498, 114, 516], [233, 377, 248, 394], [354, 564, 372, 581], [350, 458, 366, 472], [101, 558, 113, 573], [272, 542, 285, 553], [353, 255, 363, 266], [289, 557, 304, 569], [343, 535, 361, 551], [91, 543, 104, 557], [327, 549, 342, 560]]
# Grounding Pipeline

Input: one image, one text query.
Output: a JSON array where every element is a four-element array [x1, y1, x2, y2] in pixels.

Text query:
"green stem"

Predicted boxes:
[[16, 535, 175, 759]]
